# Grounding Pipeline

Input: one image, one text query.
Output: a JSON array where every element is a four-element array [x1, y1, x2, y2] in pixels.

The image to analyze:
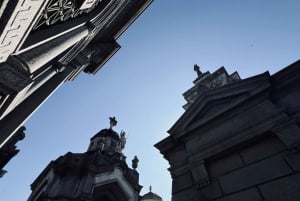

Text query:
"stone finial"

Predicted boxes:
[[194, 64, 202, 77], [109, 116, 117, 129], [132, 155, 139, 170], [149, 185, 152, 192]]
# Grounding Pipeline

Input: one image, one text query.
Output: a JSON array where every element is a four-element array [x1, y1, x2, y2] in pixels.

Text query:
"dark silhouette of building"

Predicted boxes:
[[140, 186, 163, 201], [28, 118, 145, 201], [156, 60, 300, 201], [0, 0, 153, 153], [0, 126, 25, 177]]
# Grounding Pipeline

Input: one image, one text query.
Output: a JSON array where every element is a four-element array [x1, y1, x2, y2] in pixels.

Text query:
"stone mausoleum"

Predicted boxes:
[[28, 117, 163, 201], [156, 60, 300, 201]]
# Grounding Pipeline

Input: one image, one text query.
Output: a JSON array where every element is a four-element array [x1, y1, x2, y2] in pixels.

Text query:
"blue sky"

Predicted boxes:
[[1, 1, 300, 201]]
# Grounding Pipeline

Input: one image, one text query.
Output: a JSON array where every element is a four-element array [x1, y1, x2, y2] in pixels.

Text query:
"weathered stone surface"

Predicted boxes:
[[200, 180, 222, 200], [0, 0, 48, 62], [240, 135, 285, 165], [189, 160, 210, 188], [0, 63, 32, 94], [169, 148, 187, 167], [272, 121, 300, 148], [13, 26, 89, 74], [172, 172, 193, 194], [284, 151, 300, 172], [219, 155, 292, 194], [185, 99, 281, 159], [173, 187, 203, 201], [259, 174, 300, 201], [215, 188, 263, 201], [208, 153, 244, 178]]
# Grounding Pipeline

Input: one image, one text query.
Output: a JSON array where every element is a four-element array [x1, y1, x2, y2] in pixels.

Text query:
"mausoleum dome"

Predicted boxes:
[[91, 128, 120, 141], [87, 117, 126, 154], [140, 187, 162, 201]]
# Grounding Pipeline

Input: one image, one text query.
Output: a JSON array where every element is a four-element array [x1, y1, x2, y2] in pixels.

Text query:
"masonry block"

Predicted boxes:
[[240, 135, 285, 165], [273, 121, 300, 148], [259, 173, 300, 201], [219, 155, 292, 194], [172, 172, 193, 193], [214, 188, 263, 201], [284, 151, 300, 172], [200, 179, 222, 200], [169, 148, 187, 167], [208, 153, 244, 178], [172, 187, 203, 201]]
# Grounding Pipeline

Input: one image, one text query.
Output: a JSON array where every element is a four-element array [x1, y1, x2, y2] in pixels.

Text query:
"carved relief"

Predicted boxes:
[[0, 0, 48, 62], [32, 0, 107, 30]]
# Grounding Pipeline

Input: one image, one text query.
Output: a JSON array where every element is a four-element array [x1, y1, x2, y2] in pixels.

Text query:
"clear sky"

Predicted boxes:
[[1, 1, 300, 201]]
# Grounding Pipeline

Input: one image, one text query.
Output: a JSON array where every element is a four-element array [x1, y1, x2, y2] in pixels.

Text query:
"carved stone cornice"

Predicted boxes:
[[9, 25, 89, 74], [0, 0, 49, 62]]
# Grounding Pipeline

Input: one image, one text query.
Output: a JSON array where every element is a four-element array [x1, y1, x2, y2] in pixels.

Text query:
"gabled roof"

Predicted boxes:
[[168, 71, 271, 139]]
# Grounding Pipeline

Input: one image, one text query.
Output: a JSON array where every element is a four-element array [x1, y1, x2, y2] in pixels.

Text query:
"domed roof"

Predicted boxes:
[[140, 187, 162, 201], [91, 128, 120, 141]]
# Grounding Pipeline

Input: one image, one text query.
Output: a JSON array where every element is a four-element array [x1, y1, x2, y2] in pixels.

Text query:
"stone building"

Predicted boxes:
[[0, 0, 153, 170], [0, 126, 25, 177], [28, 118, 144, 201], [140, 186, 163, 201], [155, 61, 300, 201]]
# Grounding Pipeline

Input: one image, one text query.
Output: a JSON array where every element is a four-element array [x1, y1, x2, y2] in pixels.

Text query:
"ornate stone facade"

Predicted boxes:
[[0, 0, 153, 160], [156, 60, 300, 201], [0, 0, 48, 62]]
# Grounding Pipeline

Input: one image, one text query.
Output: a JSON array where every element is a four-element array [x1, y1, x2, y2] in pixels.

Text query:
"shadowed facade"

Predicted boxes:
[[0, 0, 153, 174], [156, 60, 300, 201]]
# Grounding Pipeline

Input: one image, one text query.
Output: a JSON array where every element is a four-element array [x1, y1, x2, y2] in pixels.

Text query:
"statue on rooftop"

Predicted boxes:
[[109, 116, 117, 129], [194, 64, 202, 77], [119, 130, 126, 150], [132, 155, 139, 170]]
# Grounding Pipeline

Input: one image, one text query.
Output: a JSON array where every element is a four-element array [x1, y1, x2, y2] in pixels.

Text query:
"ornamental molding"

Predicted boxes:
[[32, 0, 106, 31], [0, 0, 49, 63]]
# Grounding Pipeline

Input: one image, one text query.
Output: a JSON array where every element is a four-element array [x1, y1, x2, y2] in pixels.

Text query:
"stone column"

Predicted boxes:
[[8, 25, 89, 74]]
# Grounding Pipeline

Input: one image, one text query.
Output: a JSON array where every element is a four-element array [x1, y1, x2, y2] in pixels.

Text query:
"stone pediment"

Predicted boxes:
[[168, 72, 271, 139]]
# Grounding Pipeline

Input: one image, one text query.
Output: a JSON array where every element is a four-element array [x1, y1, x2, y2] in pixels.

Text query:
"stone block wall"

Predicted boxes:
[[196, 135, 300, 201]]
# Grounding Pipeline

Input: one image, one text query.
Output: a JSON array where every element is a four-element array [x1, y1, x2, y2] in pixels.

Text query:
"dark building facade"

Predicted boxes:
[[0, 126, 25, 177], [0, 0, 153, 169], [155, 61, 300, 201], [140, 186, 163, 201], [28, 118, 142, 201], [28, 118, 163, 201]]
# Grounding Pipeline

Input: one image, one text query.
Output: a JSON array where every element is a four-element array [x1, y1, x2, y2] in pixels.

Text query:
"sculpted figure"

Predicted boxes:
[[119, 130, 126, 150]]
